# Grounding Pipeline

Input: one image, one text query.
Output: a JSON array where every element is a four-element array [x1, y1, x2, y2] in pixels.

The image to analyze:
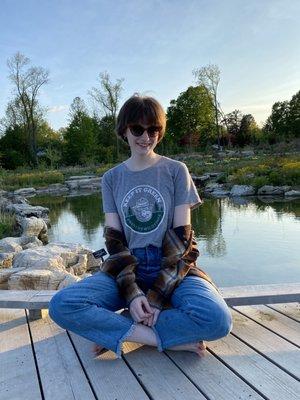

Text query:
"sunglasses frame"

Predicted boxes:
[[128, 124, 162, 138]]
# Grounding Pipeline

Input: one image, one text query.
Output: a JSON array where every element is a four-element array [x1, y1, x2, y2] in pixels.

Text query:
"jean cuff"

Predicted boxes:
[[115, 320, 137, 358], [151, 326, 163, 352]]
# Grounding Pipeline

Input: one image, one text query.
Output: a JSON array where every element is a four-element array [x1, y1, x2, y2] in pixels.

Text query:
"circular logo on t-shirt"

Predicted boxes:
[[121, 185, 165, 233]]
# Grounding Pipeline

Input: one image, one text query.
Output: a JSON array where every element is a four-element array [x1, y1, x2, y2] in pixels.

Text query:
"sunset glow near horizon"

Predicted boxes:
[[1, 0, 300, 130]]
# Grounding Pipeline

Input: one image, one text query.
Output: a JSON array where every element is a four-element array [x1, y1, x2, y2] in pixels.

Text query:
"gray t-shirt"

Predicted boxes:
[[101, 155, 202, 250]]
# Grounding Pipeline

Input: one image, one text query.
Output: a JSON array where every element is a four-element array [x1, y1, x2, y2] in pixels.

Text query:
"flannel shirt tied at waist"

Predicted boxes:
[[99, 225, 219, 310]]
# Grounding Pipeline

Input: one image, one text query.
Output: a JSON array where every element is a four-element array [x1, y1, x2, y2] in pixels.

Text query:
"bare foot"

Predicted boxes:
[[92, 344, 107, 357], [168, 341, 206, 356]]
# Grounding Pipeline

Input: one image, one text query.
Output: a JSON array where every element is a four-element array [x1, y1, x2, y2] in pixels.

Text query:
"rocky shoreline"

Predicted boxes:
[[0, 172, 299, 292]]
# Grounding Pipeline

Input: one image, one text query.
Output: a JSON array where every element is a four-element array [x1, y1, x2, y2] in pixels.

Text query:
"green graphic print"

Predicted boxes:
[[121, 185, 165, 233]]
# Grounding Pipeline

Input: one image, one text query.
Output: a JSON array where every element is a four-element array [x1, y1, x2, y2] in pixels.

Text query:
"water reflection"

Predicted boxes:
[[29, 193, 300, 286]]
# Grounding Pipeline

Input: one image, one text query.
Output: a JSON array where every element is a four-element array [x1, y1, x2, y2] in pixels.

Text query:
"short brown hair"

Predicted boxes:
[[116, 94, 166, 143]]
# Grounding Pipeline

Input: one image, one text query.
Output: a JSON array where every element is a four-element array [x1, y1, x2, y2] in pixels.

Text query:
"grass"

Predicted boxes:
[[0, 211, 16, 239], [0, 153, 299, 191]]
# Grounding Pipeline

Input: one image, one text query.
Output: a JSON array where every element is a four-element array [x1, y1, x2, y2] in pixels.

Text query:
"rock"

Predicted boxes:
[[19, 216, 48, 244], [68, 175, 96, 180], [6, 203, 49, 219], [281, 185, 292, 193], [208, 172, 223, 178], [0, 190, 8, 196], [0, 267, 26, 283], [9, 243, 96, 290], [241, 150, 254, 157], [204, 183, 230, 197], [65, 180, 79, 190], [191, 174, 210, 186], [14, 187, 36, 196], [257, 185, 285, 196], [0, 237, 23, 253], [8, 268, 80, 290], [230, 185, 256, 196], [285, 190, 300, 197], [47, 183, 69, 193], [0, 253, 14, 268], [0, 235, 43, 253]]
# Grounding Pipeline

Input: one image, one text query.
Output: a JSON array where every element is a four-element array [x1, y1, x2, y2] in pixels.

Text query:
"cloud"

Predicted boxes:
[[48, 105, 68, 113]]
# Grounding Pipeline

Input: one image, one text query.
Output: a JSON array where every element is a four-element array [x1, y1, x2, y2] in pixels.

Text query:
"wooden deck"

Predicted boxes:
[[1, 302, 299, 400]]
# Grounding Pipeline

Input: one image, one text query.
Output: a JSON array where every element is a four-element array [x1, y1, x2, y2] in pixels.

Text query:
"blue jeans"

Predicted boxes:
[[49, 245, 232, 357]]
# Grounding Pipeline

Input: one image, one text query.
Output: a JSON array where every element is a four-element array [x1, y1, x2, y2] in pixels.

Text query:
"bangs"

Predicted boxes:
[[116, 94, 166, 142], [125, 99, 164, 128]]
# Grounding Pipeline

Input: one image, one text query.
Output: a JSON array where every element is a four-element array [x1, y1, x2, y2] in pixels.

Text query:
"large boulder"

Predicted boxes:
[[6, 203, 49, 220], [0, 236, 43, 254], [204, 183, 230, 197], [14, 187, 36, 196], [19, 216, 48, 244], [285, 190, 300, 197], [5, 242, 100, 290], [230, 185, 256, 197], [257, 185, 285, 196]]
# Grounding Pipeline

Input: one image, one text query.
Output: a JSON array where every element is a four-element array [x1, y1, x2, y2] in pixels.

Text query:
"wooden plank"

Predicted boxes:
[[267, 303, 300, 322], [0, 309, 42, 400], [122, 343, 207, 400], [69, 332, 149, 400], [0, 290, 38, 308], [220, 283, 300, 306], [233, 304, 300, 346], [28, 311, 96, 400], [165, 348, 264, 400], [0, 290, 56, 309], [230, 308, 300, 378], [0, 284, 299, 310], [208, 333, 300, 400]]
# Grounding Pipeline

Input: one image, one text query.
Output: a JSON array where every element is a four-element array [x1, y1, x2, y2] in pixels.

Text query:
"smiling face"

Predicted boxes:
[[124, 123, 160, 157], [116, 95, 166, 152]]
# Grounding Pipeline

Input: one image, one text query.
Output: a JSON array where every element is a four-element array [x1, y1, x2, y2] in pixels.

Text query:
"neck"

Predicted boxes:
[[130, 151, 158, 164]]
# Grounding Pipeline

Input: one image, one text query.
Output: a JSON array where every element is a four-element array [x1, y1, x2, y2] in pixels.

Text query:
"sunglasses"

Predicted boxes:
[[128, 124, 162, 138]]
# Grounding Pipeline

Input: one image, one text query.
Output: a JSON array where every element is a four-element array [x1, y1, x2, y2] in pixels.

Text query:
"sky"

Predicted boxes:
[[1, 0, 300, 130]]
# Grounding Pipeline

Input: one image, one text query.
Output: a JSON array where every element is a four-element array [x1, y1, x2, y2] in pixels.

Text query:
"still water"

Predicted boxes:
[[29, 193, 300, 287]]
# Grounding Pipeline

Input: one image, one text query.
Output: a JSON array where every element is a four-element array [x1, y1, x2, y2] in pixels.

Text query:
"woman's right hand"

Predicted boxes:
[[129, 296, 153, 323]]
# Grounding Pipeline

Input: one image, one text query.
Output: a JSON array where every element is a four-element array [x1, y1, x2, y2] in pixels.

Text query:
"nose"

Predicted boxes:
[[140, 130, 151, 139]]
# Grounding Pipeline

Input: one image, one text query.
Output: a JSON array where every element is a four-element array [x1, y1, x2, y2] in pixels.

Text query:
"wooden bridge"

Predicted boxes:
[[0, 283, 299, 400]]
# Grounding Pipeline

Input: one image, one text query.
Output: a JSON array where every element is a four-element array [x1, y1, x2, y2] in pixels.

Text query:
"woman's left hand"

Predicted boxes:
[[142, 307, 161, 327]]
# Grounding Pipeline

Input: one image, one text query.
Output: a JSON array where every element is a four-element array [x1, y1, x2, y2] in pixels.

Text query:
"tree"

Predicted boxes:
[[64, 97, 97, 165], [222, 109, 243, 146], [238, 114, 260, 146], [7, 52, 49, 167], [89, 71, 124, 158], [166, 86, 215, 150], [289, 90, 300, 137], [193, 64, 222, 148]]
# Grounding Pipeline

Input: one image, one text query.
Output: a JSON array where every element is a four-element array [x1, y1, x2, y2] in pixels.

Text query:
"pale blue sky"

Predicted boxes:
[[1, 0, 300, 130]]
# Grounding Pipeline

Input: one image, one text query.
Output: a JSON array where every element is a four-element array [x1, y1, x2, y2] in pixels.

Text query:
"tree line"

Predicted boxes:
[[0, 52, 299, 170]]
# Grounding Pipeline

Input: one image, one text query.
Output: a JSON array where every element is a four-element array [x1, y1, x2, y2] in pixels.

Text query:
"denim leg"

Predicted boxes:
[[48, 271, 136, 357], [153, 276, 233, 351]]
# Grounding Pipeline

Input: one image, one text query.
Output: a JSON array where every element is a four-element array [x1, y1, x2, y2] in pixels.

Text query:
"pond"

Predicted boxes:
[[29, 193, 300, 287]]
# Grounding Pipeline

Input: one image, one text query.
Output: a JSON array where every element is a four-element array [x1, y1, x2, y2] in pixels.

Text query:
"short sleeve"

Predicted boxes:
[[174, 163, 202, 210], [101, 171, 118, 213]]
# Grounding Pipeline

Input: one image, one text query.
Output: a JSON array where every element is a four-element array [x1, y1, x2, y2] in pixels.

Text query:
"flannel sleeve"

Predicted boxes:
[[100, 226, 145, 305], [146, 225, 200, 310]]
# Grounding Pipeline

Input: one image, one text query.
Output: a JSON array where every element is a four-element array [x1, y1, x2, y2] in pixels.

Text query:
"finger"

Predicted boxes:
[[141, 298, 152, 314], [148, 314, 154, 326]]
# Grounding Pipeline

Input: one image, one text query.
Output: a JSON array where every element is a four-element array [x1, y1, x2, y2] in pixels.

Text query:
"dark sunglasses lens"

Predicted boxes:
[[147, 126, 160, 136], [130, 125, 144, 136]]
